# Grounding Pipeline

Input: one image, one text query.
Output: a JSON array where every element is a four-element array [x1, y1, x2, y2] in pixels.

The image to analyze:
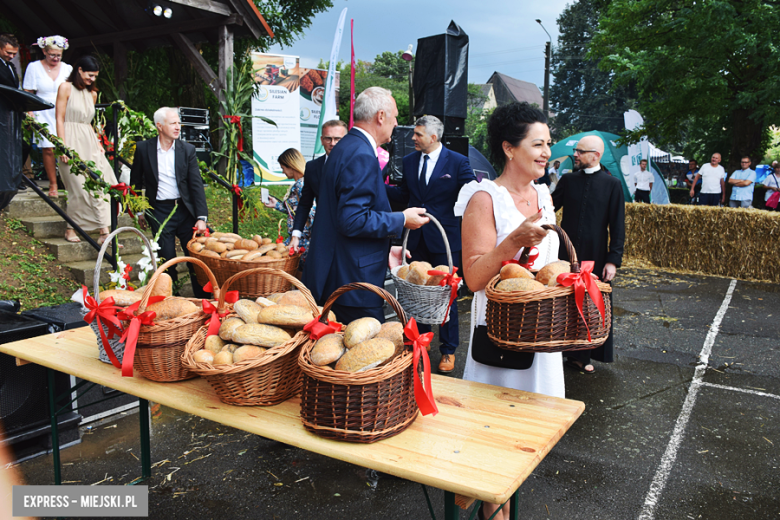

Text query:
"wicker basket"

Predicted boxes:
[[485, 224, 612, 353], [298, 283, 420, 443], [181, 268, 317, 406], [127, 256, 220, 382], [84, 226, 157, 365], [186, 234, 300, 299]]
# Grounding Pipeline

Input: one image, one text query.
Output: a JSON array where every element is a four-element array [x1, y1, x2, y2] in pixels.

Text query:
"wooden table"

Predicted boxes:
[[1, 327, 584, 520]]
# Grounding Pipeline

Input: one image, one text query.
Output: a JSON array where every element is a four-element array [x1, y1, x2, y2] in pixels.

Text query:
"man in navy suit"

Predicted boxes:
[[386, 116, 476, 373], [303, 87, 429, 323], [290, 119, 348, 258]]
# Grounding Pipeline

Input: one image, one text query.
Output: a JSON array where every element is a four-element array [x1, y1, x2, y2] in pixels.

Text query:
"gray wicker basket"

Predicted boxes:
[[83, 226, 157, 365], [390, 213, 462, 325]]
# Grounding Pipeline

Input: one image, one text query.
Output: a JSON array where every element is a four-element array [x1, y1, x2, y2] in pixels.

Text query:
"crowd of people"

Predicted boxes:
[[682, 154, 780, 210]]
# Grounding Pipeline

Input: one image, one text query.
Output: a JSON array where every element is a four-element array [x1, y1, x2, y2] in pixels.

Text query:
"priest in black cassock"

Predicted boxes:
[[552, 134, 625, 374]]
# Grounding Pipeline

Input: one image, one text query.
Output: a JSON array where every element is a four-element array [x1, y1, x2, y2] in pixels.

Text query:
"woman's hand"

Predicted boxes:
[[290, 236, 300, 252], [59, 155, 69, 164], [505, 211, 547, 250], [264, 195, 278, 208]]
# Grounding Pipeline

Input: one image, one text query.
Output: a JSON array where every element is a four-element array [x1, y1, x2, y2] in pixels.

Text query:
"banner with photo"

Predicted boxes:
[[250, 52, 301, 184], [299, 68, 340, 160]]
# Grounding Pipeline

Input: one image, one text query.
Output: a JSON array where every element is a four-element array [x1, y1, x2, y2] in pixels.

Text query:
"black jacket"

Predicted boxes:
[[0, 60, 20, 88]]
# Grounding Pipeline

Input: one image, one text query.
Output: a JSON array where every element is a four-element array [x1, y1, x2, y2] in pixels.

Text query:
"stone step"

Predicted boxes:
[[41, 232, 148, 263], [20, 214, 139, 239], [67, 253, 189, 287], [3, 192, 67, 219]]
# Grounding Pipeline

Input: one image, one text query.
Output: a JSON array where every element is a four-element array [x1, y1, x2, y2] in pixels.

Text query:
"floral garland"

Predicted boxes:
[[37, 35, 69, 50]]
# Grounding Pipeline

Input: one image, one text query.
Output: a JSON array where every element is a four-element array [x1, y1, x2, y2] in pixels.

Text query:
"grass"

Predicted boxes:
[[205, 184, 291, 239]]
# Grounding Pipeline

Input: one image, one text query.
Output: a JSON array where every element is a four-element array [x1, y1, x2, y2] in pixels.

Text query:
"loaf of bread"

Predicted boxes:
[[235, 239, 259, 251], [242, 250, 264, 262], [254, 297, 276, 308], [277, 291, 310, 308], [150, 273, 173, 297], [266, 293, 284, 304], [231, 323, 292, 347], [98, 289, 142, 307], [375, 321, 405, 353], [200, 250, 220, 258], [256, 304, 314, 328], [343, 317, 381, 348], [500, 263, 535, 280], [535, 260, 571, 286], [205, 241, 227, 253], [193, 349, 214, 364], [234, 299, 262, 324], [219, 317, 246, 341], [310, 334, 346, 366], [190, 242, 205, 252], [426, 265, 451, 286], [405, 261, 433, 285], [233, 345, 266, 363], [146, 298, 199, 322], [204, 335, 226, 355], [265, 250, 282, 259], [212, 351, 234, 365], [495, 278, 545, 292], [335, 338, 395, 372], [396, 265, 410, 280]]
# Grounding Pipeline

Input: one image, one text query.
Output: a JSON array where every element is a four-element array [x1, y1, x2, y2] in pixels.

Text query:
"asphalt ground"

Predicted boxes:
[[5, 267, 780, 520]]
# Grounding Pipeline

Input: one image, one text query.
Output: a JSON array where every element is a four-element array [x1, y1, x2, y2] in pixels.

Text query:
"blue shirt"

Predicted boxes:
[[729, 168, 756, 201]]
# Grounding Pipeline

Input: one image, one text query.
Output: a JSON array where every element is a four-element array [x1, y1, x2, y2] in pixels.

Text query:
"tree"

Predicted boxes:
[[372, 51, 409, 80], [590, 0, 780, 170], [465, 84, 492, 165], [549, 0, 636, 141]]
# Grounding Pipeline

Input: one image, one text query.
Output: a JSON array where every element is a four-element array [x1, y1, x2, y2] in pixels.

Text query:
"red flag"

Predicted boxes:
[[349, 19, 356, 130]]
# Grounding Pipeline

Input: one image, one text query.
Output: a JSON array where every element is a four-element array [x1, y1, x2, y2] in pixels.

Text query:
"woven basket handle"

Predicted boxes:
[[539, 223, 580, 273], [320, 283, 407, 326], [93, 226, 157, 304], [137, 256, 220, 313], [218, 267, 319, 315], [399, 212, 453, 273]]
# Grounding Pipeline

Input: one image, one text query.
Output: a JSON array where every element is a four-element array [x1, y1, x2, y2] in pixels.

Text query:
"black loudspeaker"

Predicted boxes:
[[384, 125, 417, 186], [413, 21, 469, 136], [442, 135, 469, 158]]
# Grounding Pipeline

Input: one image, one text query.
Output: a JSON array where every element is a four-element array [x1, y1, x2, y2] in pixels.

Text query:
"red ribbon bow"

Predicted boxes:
[[555, 260, 606, 342], [303, 316, 343, 340], [81, 286, 124, 369], [231, 184, 244, 212], [426, 267, 461, 326], [202, 291, 239, 337], [116, 297, 166, 377], [290, 246, 305, 256], [222, 115, 244, 152], [403, 318, 439, 416], [110, 183, 138, 217], [502, 247, 539, 270], [193, 226, 211, 237]]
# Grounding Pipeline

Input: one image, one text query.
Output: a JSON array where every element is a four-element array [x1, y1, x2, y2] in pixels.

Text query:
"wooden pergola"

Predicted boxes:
[[1, 0, 274, 104]]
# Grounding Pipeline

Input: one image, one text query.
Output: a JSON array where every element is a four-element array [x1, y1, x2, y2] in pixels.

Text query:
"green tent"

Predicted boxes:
[[549, 131, 632, 202]]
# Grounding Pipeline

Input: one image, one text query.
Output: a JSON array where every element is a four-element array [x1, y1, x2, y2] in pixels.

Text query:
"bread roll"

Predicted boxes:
[[220, 344, 238, 353], [495, 278, 545, 292], [500, 263, 535, 280], [231, 323, 292, 347], [343, 317, 381, 349], [196, 237, 208, 244], [426, 265, 451, 286], [98, 289, 142, 307], [206, 241, 227, 253], [226, 249, 249, 259], [535, 260, 571, 286], [146, 298, 199, 322], [335, 338, 395, 372], [150, 273, 173, 298], [375, 321, 405, 353], [200, 250, 220, 258], [310, 334, 346, 366], [233, 345, 266, 363], [193, 350, 214, 364], [405, 261, 432, 285], [235, 239, 259, 251], [261, 238, 273, 245], [252, 235, 263, 245], [190, 243, 205, 252], [256, 304, 314, 328], [204, 335, 226, 355], [242, 250, 264, 262], [234, 299, 262, 324], [212, 351, 234, 365], [265, 250, 282, 259], [266, 293, 284, 304], [278, 290, 310, 308], [255, 297, 276, 307], [219, 317, 246, 341], [396, 265, 410, 280]]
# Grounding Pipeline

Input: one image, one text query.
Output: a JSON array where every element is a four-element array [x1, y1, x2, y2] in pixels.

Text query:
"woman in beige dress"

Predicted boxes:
[[55, 55, 118, 244]]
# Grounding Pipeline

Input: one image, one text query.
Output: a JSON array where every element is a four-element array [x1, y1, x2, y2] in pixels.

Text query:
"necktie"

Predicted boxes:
[[419, 154, 429, 191]]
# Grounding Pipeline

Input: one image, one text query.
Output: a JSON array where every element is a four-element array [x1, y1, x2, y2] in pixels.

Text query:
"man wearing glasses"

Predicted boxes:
[[727, 156, 756, 208], [552, 135, 625, 375], [290, 119, 348, 254]]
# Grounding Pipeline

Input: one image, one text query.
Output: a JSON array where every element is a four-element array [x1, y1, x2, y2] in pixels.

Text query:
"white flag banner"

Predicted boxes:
[[313, 7, 347, 157], [623, 109, 670, 204]]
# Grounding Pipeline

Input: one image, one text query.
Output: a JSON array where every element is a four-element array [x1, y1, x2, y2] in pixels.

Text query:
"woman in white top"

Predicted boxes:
[[23, 36, 72, 198], [454, 102, 563, 520], [762, 164, 780, 210]]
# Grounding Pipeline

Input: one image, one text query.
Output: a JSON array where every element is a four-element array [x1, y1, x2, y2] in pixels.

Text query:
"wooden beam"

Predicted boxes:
[[169, 32, 220, 95], [168, 0, 232, 16], [70, 14, 242, 49], [225, 0, 273, 40], [217, 24, 234, 105]]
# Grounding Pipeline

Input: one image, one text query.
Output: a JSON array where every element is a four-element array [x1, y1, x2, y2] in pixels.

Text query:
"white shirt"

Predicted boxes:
[[635, 170, 654, 191], [353, 126, 378, 157], [698, 163, 726, 194], [156, 138, 180, 200], [418, 143, 443, 184]]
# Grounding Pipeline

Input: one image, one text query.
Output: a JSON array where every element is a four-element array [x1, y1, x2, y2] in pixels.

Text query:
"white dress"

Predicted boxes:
[[454, 180, 566, 398], [22, 60, 72, 148]]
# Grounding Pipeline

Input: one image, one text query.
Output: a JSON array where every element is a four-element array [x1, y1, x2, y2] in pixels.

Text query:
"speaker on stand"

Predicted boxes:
[[178, 107, 212, 166]]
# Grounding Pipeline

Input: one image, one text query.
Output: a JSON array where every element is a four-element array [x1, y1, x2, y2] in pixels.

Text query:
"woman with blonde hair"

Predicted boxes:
[[23, 35, 72, 198], [265, 148, 315, 265]]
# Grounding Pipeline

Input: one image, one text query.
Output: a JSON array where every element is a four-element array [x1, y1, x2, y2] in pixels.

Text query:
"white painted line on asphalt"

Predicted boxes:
[[700, 382, 780, 401], [637, 278, 738, 520]]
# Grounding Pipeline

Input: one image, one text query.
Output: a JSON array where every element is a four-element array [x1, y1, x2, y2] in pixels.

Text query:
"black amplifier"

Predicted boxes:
[[178, 107, 209, 125]]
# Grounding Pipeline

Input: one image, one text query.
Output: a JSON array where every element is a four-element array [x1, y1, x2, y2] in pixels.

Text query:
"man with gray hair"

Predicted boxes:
[[303, 87, 429, 322], [386, 115, 475, 373], [130, 107, 209, 297]]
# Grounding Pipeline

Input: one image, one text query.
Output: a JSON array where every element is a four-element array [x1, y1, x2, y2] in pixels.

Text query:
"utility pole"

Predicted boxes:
[[536, 20, 552, 119]]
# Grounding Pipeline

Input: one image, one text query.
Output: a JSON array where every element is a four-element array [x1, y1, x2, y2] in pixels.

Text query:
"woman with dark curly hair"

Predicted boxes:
[[454, 102, 564, 519]]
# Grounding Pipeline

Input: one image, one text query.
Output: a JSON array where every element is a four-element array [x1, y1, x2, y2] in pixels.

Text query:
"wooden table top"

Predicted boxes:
[[0, 327, 584, 504]]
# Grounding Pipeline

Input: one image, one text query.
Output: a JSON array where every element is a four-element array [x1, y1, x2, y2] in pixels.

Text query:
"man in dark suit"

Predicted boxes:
[[130, 107, 209, 298], [303, 87, 428, 323], [386, 115, 475, 373], [290, 119, 348, 256], [0, 34, 20, 88]]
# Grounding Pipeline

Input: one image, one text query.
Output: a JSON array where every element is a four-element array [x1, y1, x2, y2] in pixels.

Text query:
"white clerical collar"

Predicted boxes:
[[584, 165, 600, 174], [353, 126, 378, 157]]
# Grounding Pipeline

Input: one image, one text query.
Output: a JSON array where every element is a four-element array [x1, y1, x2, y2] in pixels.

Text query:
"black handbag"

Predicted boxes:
[[470, 325, 535, 370]]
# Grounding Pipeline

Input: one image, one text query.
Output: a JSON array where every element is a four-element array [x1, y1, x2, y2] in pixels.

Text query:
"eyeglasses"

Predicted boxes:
[[321, 137, 342, 143], [740, 160, 751, 164], [573, 149, 596, 155]]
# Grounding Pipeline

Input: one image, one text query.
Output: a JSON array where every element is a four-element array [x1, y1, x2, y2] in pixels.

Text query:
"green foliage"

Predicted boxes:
[[764, 127, 780, 163], [372, 51, 410, 80], [465, 85, 493, 167], [590, 0, 780, 170]]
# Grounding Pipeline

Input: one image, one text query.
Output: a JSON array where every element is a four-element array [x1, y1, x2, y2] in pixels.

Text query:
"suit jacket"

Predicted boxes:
[[0, 60, 20, 88], [303, 128, 405, 309], [385, 146, 475, 253], [129, 138, 208, 220], [292, 154, 326, 233]]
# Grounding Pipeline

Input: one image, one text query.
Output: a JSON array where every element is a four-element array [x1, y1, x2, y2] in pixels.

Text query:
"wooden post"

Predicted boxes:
[[217, 25, 234, 176], [113, 41, 128, 99]]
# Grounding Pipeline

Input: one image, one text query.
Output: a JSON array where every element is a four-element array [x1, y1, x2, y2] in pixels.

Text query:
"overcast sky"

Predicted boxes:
[[266, 0, 572, 89]]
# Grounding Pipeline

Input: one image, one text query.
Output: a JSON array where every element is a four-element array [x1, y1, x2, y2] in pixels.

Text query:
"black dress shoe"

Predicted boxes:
[[16, 184, 27, 191]]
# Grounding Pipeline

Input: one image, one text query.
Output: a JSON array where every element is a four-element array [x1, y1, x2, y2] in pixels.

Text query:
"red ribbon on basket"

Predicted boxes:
[[403, 318, 439, 416], [502, 247, 539, 270], [116, 297, 166, 377], [290, 246, 305, 256], [303, 316, 343, 340], [222, 115, 244, 152], [110, 183, 138, 218], [192, 226, 211, 237], [81, 286, 124, 369], [202, 291, 239, 337], [426, 266, 461, 326], [555, 260, 606, 342]]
